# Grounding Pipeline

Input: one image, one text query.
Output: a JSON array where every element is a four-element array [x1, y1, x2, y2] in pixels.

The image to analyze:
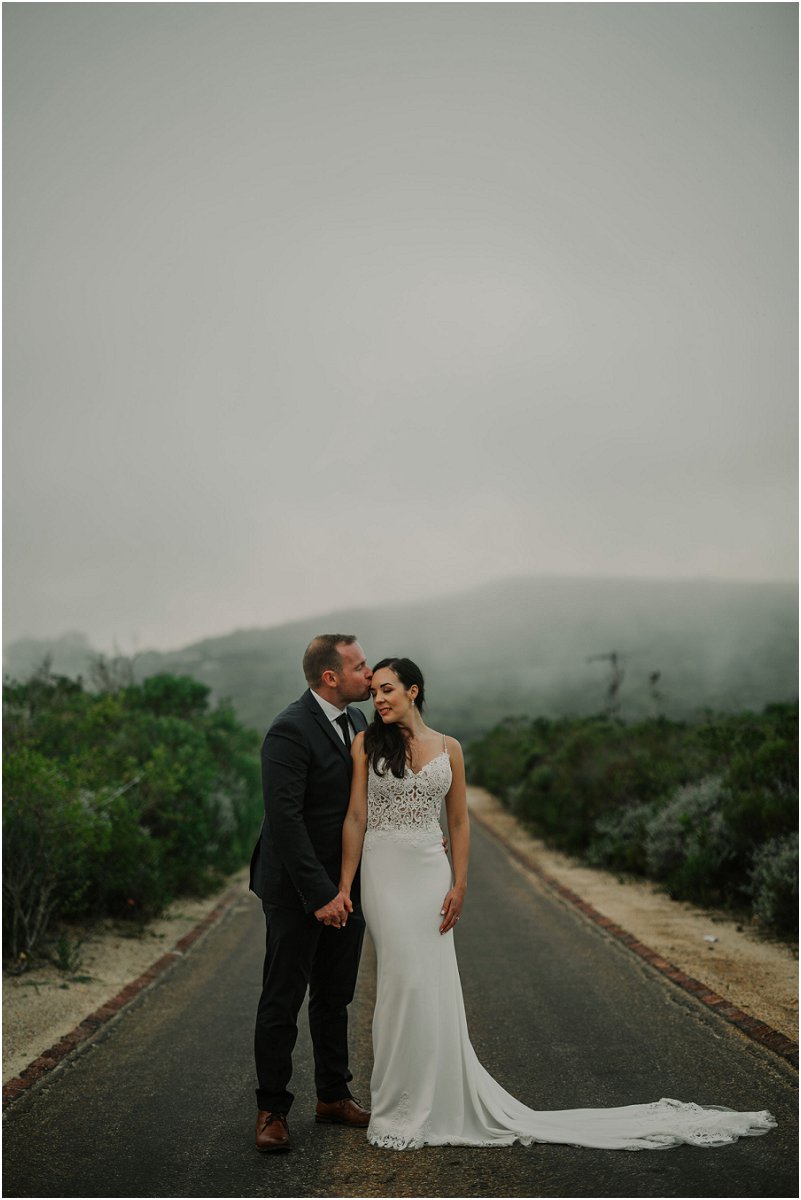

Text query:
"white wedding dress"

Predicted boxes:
[[359, 746, 776, 1152]]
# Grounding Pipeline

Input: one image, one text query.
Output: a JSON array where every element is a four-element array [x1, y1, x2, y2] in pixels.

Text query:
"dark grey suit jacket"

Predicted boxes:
[[249, 689, 368, 915]]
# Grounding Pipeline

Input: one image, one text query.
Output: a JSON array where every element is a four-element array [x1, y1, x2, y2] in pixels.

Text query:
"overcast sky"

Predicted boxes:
[[4, 3, 797, 652]]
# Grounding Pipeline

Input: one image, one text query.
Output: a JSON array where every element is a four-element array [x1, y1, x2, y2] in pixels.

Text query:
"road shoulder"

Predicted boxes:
[[3, 869, 250, 1105]]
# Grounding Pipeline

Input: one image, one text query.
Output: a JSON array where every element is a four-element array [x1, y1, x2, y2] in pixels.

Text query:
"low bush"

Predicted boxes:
[[584, 801, 657, 875], [3, 668, 262, 959], [749, 833, 798, 935], [466, 702, 798, 935], [3, 748, 111, 959], [644, 776, 738, 905]]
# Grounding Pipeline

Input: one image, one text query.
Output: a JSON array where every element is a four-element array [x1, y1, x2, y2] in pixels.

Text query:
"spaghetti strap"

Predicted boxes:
[[442, 732, 447, 753]]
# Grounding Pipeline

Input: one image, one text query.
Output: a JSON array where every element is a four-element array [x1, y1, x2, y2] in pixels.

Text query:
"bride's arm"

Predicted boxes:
[[441, 737, 469, 935], [339, 731, 368, 905]]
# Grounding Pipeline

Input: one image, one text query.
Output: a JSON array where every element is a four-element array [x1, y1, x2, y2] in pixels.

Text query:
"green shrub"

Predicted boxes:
[[645, 776, 738, 904], [722, 729, 798, 861], [135, 674, 211, 719], [466, 702, 797, 933], [2, 670, 262, 958], [585, 801, 658, 874], [2, 749, 110, 957], [509, 717, 698, 855], [89, 785, 172, 920], [749, 833, 798, 935]]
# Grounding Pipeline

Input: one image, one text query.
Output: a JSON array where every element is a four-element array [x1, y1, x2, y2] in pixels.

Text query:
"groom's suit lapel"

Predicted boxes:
[[302, 689, 352, 765]]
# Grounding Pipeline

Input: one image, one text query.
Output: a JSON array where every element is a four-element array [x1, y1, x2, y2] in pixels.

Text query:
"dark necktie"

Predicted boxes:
[[335, 713, 351, 750]]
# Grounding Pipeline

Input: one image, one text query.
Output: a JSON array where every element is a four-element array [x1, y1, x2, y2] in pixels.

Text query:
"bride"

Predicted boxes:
[[337, 656, 776, 1152]]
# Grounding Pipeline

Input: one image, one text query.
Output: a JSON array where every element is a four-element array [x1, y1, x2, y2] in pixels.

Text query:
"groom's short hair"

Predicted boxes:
[[303, 634, 358, 686]]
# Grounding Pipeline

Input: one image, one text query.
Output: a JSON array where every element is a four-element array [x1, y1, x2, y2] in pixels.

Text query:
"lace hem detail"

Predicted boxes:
[[637, 1098, 778, 1148], [368, 1092, 417, 1150], [368, 1130, 533, 1151], [366, 1096, 777, 1152]]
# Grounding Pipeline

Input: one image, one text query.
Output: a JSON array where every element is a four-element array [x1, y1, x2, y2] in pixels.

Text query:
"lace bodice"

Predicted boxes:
[[366, 750, 452, 840]]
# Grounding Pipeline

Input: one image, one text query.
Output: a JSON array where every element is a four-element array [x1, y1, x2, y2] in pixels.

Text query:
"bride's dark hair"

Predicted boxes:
[[365, 657, 426, 778]]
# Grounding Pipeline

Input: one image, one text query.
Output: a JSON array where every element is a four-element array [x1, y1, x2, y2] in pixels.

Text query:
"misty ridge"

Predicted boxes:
[[5, 576, 796, 742]]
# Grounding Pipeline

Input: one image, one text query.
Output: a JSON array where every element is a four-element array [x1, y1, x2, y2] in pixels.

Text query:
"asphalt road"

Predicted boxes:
[[3, 822, 797, 1199]]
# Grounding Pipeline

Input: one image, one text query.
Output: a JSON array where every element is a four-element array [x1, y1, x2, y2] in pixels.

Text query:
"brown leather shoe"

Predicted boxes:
[[315, 1097, 370, 1127], [255, 1110, 290, 1152]]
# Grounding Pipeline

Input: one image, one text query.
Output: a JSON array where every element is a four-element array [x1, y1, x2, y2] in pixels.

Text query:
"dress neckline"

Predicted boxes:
[[405, 749, 449, 777]]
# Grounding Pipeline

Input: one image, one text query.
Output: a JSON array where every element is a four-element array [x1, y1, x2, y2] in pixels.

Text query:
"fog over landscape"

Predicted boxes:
[[6, 575, 796, 741], [4, 5, 797, 702]]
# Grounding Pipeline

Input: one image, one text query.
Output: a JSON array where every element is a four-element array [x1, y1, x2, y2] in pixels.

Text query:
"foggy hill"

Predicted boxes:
[[5, 576, 797, 741], [4, 632, 97, 682]]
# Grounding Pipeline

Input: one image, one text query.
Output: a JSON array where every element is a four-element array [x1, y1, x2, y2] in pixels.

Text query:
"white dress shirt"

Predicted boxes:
[[310, 689, 355, 744]]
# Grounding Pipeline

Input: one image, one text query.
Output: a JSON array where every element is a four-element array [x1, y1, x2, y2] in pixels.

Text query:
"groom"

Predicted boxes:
[[249, 634, 373, 1152]]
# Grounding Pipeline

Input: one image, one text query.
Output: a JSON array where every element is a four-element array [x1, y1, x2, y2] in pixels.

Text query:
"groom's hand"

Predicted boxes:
[[314, 891, 353, 929]]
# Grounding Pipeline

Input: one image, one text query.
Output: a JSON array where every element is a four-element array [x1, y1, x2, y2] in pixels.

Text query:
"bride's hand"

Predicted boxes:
[[439, 885, 465, 935]]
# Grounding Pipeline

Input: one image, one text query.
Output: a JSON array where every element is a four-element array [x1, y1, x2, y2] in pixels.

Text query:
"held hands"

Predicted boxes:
[[439, 884, 466, 935], [314, 890, 353, 929]]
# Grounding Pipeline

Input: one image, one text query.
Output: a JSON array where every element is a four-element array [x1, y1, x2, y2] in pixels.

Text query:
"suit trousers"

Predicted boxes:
[[254, 903, 365, 1113]]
